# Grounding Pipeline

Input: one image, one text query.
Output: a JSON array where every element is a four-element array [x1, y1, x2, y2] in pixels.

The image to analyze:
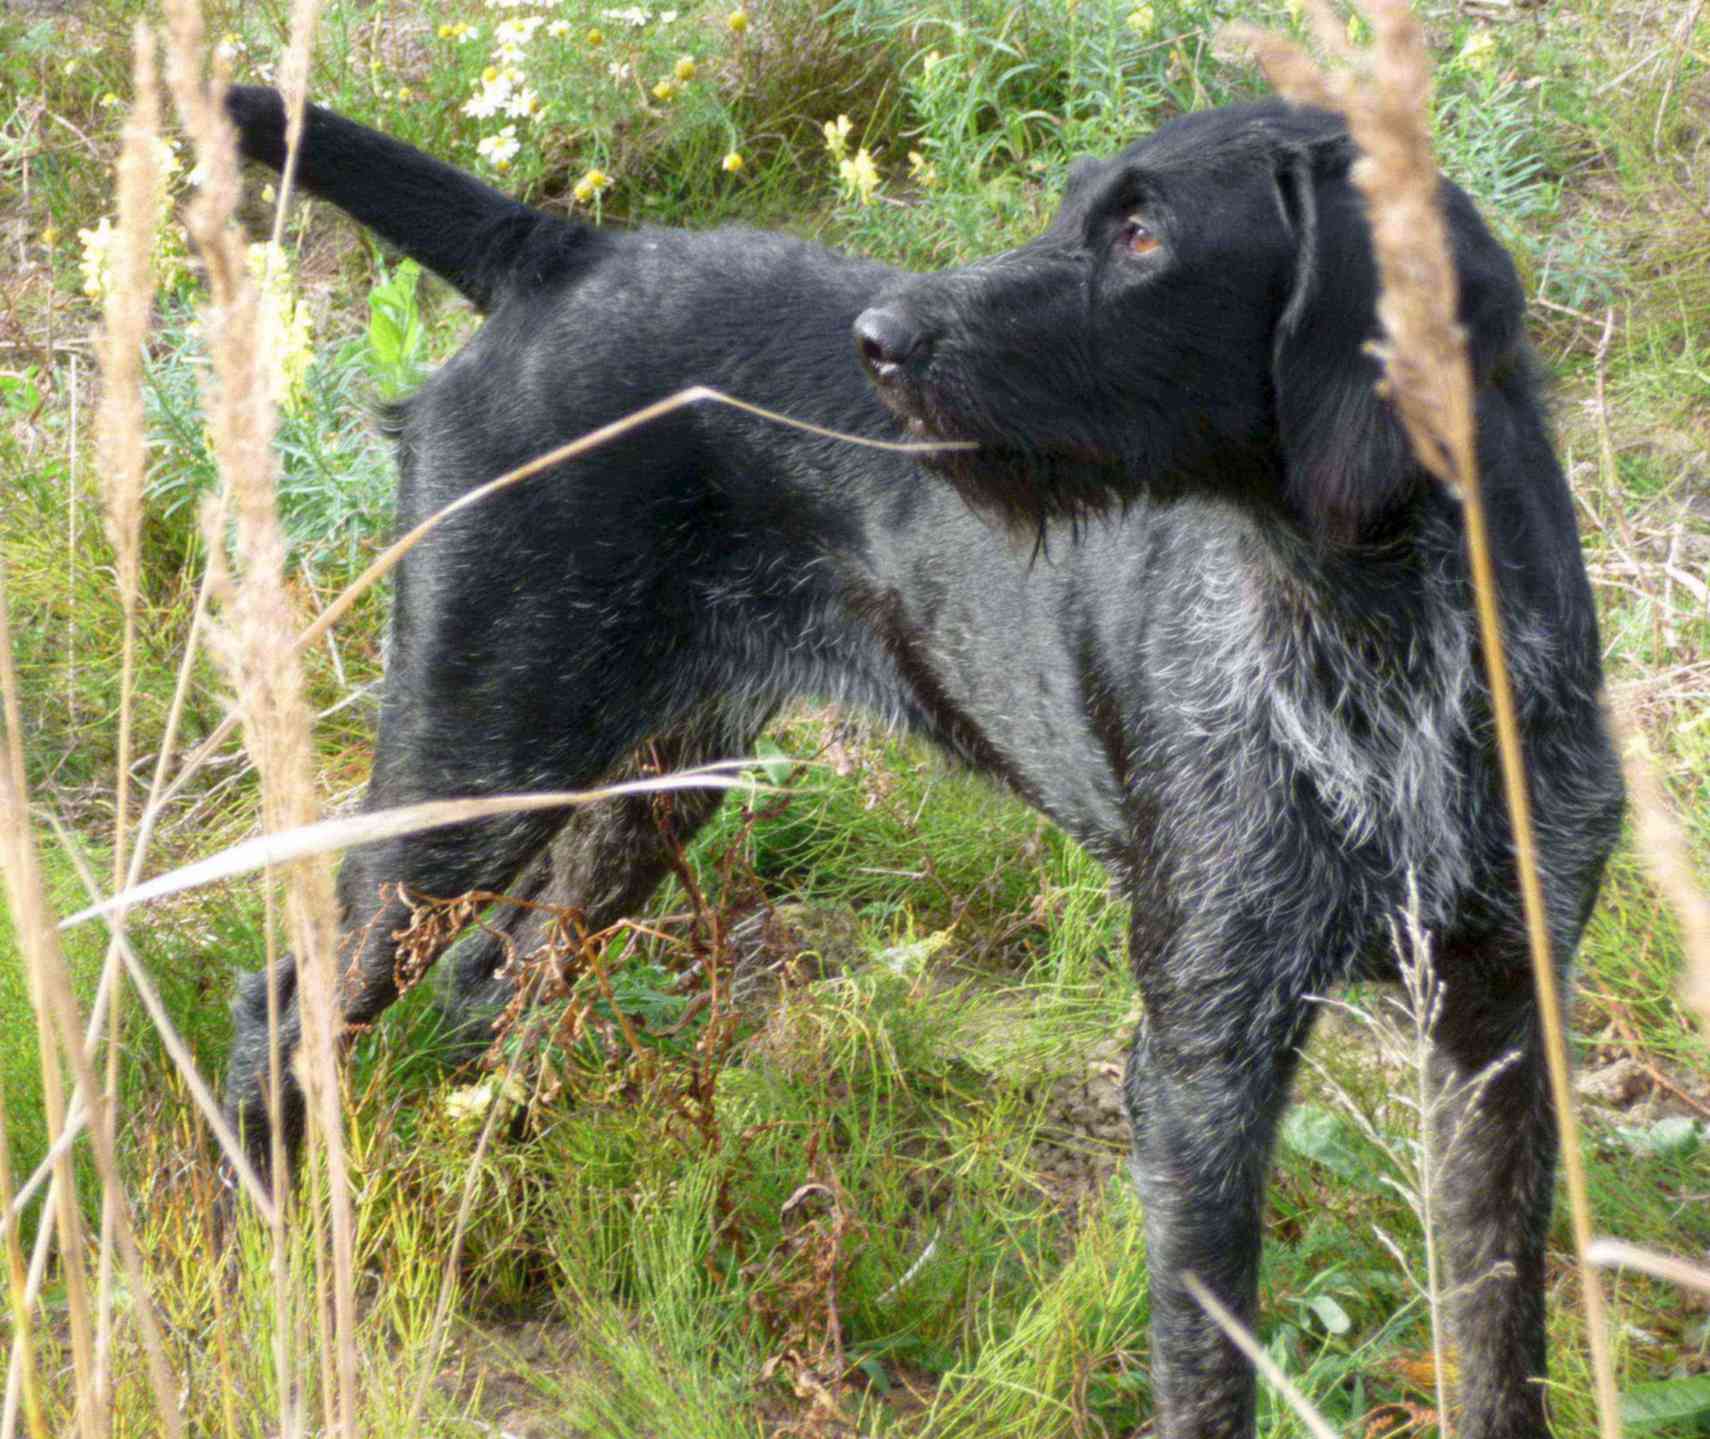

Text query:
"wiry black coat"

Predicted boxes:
[[222, 85, 1622, 1439]]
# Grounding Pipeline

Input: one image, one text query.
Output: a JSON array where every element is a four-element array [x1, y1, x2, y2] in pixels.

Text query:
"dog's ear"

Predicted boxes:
[[1270, 140, 1529, 544], [1270, 141, 1411, 543]]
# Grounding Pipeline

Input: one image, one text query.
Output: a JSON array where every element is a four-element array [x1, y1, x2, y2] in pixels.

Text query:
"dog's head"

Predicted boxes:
[[854, 101, 1526, 544]]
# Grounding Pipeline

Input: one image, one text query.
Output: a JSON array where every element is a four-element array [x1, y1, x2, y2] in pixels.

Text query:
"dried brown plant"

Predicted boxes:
[[161, 0, 354, 1428], [91, 21, 160, 1417], [1612, 709, 1710, 1029], [0, 27, 188, 1439]]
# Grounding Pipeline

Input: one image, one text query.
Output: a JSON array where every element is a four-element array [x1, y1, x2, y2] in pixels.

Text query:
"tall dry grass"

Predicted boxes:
[[160, 0, 358, 1427], [0, 28, 184, 1439], [91, 20, 158, 1428]]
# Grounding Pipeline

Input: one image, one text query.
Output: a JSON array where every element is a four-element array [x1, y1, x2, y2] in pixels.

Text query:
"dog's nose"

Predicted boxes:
[[853, 306, 928, 384]]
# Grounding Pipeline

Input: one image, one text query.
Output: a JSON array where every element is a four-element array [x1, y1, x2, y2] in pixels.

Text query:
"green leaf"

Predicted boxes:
[[1614, 1116, 1704, 1157], [368, 308, 404, 367], [365, 259, 425, 394], [752, 739, 795, 787], [1306, 1294, 1352, 1336], [1280, 1104, 1367, 1183], [0, 367, 40, 413], [1620, 1375, 1710, 1432]]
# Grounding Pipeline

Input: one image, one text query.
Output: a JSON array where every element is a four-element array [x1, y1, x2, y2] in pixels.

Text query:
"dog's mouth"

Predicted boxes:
[[869, 381, 1133, 529], [873, 385, 982, 463], [878, 384, 1118, 476]]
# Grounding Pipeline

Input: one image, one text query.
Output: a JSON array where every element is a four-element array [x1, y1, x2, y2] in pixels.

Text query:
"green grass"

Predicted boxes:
[[1, 0, 1707, 1433]]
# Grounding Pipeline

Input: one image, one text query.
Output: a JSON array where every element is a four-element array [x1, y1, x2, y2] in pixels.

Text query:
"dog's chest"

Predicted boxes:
[[1145, 556, 1480, 923]]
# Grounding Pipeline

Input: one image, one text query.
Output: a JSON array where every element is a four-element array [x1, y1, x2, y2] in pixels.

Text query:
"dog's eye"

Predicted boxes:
[[1120, 215, 1160, 257]]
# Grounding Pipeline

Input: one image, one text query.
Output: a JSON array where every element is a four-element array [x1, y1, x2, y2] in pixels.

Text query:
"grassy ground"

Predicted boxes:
[[1, 0, 1707, 1434]]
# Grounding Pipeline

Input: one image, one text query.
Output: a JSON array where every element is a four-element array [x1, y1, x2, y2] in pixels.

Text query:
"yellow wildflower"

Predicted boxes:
[[674, 55, 696, 81], [77, 217, 116, 303], [1125, 4, 1156, 37], [822, 113, 853, 161], [245, 241, 316, 413], [586, 27, 606, 46], [838, 148, 880, 206], [1457, 29, 1497, 71], [652, 77, 679, 101], [722, 150, 744, 172], [573, 168, 612, 204], [727, 8, 749, 32]]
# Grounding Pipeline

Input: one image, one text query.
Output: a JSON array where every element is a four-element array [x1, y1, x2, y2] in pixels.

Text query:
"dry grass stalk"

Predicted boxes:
[[96, 21, 155, 874], [268, 0, 325, 251], [266, 1, 354, 1422], [1610, 707, 1710, 1027], [1586, 1238, 1710, 1294], [91, 23, 161, 1417], [0, 40, 190, 1434], [161, 0, 355, 1428], [1313, 904, 1527, 1435], [1394, 897, 1452, 1434], [1225, 3, 1622, 1435], [0, 573, 185, 1439], [41, 816, 277, 1220], [1180, 1272, 1339, 1439], [0, 312, 95, 1439], [161, 1, 299, 1424], [62, 764, 768, 927], [0, 1089, 45, 1439], [1232, 0, 1475, 496]]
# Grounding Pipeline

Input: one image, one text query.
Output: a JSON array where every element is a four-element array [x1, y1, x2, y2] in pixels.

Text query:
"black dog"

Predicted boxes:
[[223, 85, 1621, 1438]]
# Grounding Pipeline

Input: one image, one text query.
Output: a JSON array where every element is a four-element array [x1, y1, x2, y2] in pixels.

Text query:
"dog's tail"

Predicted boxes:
[[225, 86, 585, 311]]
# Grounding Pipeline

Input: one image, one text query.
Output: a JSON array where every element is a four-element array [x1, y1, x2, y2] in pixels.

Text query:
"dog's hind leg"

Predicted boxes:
[[222, 798, 571, 1193], [435, 703, 776, 1053], [1123, 928, 1326, 1438], [1426, 939, 1559, 1439], [222, 612, 752, 1193]]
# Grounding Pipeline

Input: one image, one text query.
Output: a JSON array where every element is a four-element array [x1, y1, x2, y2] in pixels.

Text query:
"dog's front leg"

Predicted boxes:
[[1123, 948, 1320, 1439], [1427, 936, 1559, 1439]]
